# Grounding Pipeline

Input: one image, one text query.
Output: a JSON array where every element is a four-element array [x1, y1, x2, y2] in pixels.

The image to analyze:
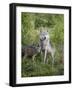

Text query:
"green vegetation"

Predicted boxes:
[[21, 12, 64, 77]]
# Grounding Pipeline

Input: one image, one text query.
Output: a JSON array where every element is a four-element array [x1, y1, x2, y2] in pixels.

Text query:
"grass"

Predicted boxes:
[[21, 53, 64, 77]]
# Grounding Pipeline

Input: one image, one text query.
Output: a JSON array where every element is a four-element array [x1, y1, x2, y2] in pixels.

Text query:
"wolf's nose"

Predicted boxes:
[[40, 37, 46, 41], [44, 37, 46, 39]]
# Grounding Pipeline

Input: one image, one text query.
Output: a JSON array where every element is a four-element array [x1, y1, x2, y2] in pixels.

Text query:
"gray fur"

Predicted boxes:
[[22, 45, 41, 61], [39, 29, 55, 64]]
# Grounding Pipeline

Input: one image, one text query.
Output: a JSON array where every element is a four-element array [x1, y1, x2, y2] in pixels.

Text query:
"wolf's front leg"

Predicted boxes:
[[41, 51, 43, 62], [23, 55, 27, 61], [44, 49, 47, 64], [32, 55, 36, 63]]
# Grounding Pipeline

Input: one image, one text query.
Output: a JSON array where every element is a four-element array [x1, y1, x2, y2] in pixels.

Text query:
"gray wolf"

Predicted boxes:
[[39, 28, 55, 65], [22, 45, 41, 62]]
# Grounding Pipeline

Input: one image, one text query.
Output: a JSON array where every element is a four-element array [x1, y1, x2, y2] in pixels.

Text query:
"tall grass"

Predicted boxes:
[[21, 53, 64, 77]]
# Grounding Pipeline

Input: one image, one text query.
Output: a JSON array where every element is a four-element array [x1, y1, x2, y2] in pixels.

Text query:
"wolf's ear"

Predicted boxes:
[[47, 29, 48, 32]]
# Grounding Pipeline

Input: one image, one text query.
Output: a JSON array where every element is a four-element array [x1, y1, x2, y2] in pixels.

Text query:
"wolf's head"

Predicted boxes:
[[40, 29, 49, 41]]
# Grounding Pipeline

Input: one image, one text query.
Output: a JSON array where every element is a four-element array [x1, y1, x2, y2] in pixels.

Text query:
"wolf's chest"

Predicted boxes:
[[41, 40, 48, 49]]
